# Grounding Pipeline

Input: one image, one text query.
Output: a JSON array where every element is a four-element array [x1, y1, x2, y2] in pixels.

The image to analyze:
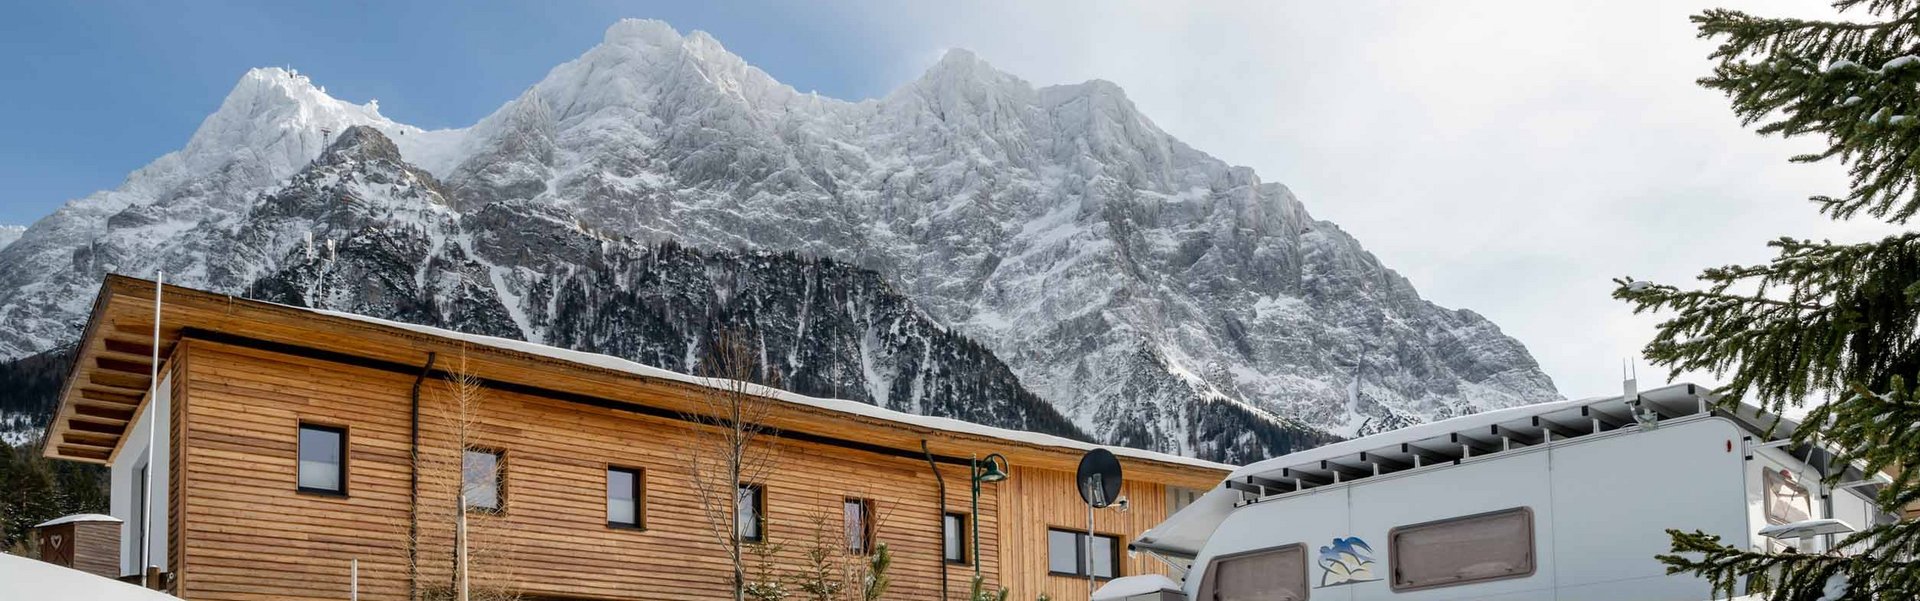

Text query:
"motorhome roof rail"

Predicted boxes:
[[1451, 432, 1499, 455], [1357, 451, 1410, 472], [1531, 416, 1584, 439], [1582, 405, 1630, 429], [1281, 467, 1331, 487]]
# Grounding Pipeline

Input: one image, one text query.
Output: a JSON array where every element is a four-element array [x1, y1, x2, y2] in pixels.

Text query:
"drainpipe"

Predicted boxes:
[[407, 352, 436, 601], [922, 440, 948, 601]]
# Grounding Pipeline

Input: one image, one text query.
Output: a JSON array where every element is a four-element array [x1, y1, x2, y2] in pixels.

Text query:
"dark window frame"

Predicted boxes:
[[844, 497, 877, 555], [738, 482, 767, 543], [1388, 506, 1536, 592], [943, 512, 970, 565], [606, 465, 645, 530], [296, 422, 349, 497], [1196, 543, 1310, 601], [1045, 527, 1123, 580], [463, 447, 506, 514]]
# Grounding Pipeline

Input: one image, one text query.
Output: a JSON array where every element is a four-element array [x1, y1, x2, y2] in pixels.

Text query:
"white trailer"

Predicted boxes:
[[1127, 383, 1894, 601]]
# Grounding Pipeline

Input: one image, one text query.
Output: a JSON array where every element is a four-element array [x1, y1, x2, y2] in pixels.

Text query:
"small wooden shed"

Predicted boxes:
[[32, 513, 122, 579]]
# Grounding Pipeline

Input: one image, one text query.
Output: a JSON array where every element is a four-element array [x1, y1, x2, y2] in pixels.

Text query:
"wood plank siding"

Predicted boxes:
[[44, 275, 1231, 601]]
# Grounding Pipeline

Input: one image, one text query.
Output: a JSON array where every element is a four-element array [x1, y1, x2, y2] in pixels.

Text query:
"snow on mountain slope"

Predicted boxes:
[[0, 225, 22, 251], [437, 20, 1561, 446], [0, 20, 1557, 460], [0, 68, 461, 359]]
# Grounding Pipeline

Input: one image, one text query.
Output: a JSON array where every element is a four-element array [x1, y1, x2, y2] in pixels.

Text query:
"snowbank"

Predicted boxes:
[[0, 552, 174, 601]]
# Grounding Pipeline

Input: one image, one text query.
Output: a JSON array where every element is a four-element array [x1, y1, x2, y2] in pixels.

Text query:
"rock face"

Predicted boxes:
[[0, 20, 1557, 462], [246, 126, 1098, 438]]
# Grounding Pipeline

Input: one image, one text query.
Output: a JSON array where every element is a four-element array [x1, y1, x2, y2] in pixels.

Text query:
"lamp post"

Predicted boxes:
[[970, 452, 1009, 582]]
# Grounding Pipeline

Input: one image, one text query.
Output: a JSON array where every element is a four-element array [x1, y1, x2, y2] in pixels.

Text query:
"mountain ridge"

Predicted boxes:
[[0, 20, 1557, 461]]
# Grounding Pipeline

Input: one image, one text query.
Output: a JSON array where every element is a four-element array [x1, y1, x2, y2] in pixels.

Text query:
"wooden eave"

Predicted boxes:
[[42, 275, 1228, 487]]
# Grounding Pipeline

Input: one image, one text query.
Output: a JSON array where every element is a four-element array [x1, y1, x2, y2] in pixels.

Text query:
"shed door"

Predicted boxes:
[[37, 524, 75, 566]]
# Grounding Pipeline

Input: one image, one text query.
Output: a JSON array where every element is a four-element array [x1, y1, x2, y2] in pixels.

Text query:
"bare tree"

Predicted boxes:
[[683, 331, 785, 601], [794, 496, 895, 601], [407, 349, 521, 601]]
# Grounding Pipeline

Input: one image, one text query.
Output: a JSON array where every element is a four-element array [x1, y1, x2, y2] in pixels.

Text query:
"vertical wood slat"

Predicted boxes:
[[168, 341, 190, 595]]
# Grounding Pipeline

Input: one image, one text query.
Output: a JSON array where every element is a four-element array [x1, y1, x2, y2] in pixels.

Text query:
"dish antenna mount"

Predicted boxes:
[[1077, 448, 1124, 509], [1076, 448, 1126, 596]]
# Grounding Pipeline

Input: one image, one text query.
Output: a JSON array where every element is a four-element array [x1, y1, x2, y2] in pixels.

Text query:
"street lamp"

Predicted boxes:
[[970, 452, 1009, 581]]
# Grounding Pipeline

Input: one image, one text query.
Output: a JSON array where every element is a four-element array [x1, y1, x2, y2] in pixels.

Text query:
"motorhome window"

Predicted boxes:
[[463, 449, 503, 512], [1764, 469, 1813, 525], [1389, 507, 1534, 591], [297, 423, 346, 494], [1197, 544, 1308, 601], [1047, 528, 1120, 579]]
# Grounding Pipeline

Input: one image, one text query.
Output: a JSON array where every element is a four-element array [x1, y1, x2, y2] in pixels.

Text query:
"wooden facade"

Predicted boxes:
[[44, 275, 1230, 600], [31, 515, 122, 579]]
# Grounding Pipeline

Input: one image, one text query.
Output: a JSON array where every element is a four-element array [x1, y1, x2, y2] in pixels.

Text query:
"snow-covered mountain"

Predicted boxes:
[[0, 225, 22, 251], [0, 20, 1557, 460]]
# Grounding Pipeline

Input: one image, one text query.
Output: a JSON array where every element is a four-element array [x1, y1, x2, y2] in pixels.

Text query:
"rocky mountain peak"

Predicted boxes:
[[320, 125, 406, 166], [0, 21, 1562, 461], [901, 48, 1032, 105]]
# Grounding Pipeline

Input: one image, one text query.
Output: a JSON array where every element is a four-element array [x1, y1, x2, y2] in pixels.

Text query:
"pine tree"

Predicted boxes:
[[1614, 1, 1920, 598]]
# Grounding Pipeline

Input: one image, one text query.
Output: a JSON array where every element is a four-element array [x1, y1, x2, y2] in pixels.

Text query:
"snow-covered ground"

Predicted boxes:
[[0, 552, 175, 601]]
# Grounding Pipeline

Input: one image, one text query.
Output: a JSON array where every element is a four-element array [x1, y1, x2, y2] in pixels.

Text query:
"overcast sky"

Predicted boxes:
[[2, 1, 1901, 400]]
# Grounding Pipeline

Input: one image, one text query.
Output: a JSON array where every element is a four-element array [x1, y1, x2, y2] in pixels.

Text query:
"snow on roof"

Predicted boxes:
[[33, 513, 121, 528], [0, 552, 175, 601], [1091, 574, 1182, 600], [303, 307, 1235, 472], [1226, 382, 1708, 483]]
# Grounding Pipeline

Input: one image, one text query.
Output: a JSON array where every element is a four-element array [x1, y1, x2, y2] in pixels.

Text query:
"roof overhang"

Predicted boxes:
[[40, 276, 178, 463], [41, 275, 1230, 486]]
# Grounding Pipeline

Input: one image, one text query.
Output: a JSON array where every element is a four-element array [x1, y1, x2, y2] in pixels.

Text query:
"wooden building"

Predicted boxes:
[[41, 275, 1231, 600], [31, 513, 123, 579]]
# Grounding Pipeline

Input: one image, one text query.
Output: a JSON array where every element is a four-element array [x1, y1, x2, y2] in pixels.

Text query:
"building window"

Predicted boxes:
[[1047, 528, 1120, 579], [844, 498, 876, 554], [1198, 544, 1308, 601], [1764, 469, 1813, 525], [737, 483, 766, 542], [1169, 486, 1202, 513], [944, 513, 969, 564], [1390, 507, 1535, 591], [463, 449, 503, 512], [607, 467, 642, 529], [297, 423, 347, 495]]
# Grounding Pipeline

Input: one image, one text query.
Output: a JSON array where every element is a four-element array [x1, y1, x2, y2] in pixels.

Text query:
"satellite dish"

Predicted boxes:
[[1077, 448, 1124, 509]]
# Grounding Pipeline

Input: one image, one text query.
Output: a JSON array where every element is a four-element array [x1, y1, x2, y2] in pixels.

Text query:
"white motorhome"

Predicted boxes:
[[1127, 383, 1895, 601]]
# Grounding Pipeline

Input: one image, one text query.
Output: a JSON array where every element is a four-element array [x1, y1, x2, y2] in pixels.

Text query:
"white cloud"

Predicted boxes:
[[858, 1, 1903, 399]]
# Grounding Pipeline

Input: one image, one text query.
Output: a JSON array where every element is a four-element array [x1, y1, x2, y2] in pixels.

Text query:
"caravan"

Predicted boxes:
[[1127, 383, 1895, 600]]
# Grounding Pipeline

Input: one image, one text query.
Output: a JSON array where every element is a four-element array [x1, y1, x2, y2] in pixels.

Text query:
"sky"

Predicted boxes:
[[0, 1, 1903, 400]]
